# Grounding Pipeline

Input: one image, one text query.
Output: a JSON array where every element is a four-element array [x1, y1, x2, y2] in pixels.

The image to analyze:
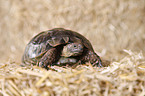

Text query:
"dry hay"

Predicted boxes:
[[0, 50, 145, 96], [0, 0, 145, 96]]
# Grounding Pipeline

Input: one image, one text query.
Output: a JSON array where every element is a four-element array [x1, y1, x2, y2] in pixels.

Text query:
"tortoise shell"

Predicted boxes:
[[22, 28, 102, 69]]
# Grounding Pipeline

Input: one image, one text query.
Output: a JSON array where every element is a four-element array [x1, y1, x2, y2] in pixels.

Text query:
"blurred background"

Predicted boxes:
[[0, 0, 144, 63]]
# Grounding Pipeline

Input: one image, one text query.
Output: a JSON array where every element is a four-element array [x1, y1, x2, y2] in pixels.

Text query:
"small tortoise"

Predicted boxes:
[[22, 28, 102, 69]]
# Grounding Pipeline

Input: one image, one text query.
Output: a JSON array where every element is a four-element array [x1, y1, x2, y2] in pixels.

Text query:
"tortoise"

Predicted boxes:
[[22, 28, 102, 69]]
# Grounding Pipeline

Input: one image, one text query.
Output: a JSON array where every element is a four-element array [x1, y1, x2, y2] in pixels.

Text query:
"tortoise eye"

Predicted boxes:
[[74, 45, 77, 48]]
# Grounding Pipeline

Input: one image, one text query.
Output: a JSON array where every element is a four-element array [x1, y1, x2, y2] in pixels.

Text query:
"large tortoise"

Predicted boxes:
[[22, 28, 102, 69]]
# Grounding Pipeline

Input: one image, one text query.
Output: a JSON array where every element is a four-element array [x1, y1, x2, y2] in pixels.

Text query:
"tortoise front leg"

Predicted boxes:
[[79, 49, 103, 67], [38, 48, 60, 69]]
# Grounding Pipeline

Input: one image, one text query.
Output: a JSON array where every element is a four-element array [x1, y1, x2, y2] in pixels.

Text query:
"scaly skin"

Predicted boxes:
[[38, 48, 60, 69], [61, 43, 83, 57], [38, 44, 102, 68], [78, 49, 102, 67]]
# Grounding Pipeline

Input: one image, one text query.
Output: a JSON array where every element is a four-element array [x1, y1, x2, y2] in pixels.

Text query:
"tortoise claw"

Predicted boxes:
[[98, 60, 103, 67], [38, 62, 49, 70], [92, 59, 103, 67], [38, 62, 45, 68]]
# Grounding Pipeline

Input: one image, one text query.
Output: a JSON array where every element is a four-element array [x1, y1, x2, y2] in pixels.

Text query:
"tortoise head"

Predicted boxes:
[[61, 43, 84, 57]]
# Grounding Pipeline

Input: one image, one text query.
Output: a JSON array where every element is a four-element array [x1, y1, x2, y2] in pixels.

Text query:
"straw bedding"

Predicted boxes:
[[0, 0, 145, 96], [0, 50, 145, 95]]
